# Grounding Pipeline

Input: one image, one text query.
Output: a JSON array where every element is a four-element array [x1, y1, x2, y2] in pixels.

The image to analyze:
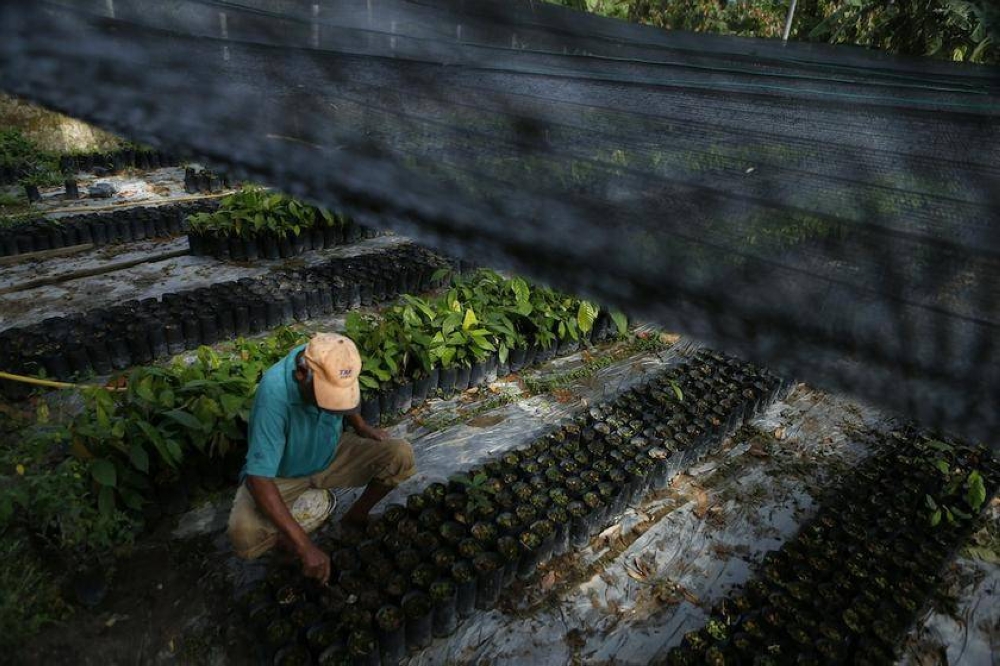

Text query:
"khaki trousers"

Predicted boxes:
[[227, 431, 415, 559]]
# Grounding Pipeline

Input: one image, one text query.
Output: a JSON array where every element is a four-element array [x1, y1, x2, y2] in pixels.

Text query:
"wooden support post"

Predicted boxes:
[[0, 248, 190, 296], [0, 243, 94, 268]]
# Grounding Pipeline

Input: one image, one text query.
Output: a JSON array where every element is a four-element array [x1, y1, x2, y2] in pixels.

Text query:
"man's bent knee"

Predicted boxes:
[[379, 439, 416, 486], [228, 500, 277, 560]]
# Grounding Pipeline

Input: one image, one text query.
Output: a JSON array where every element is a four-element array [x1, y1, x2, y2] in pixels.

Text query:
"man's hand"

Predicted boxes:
[[246, 476, 330, 584], [299, 541, 331, 585]]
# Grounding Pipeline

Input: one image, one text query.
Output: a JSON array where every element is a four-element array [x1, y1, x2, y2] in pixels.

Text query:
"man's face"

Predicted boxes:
[[296, 367, 319, 406]]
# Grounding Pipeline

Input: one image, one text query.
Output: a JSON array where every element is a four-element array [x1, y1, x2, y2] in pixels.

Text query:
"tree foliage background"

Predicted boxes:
[[554, 0, 999, 64]]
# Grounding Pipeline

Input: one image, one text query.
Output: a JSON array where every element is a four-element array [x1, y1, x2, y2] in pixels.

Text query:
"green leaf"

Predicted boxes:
[[610, 310, 628, 336], [951, 506, 972, 521], [220, 393, 245, 417], [511, 278, 530, 304], [135, 376, 156, 402], [965, 470, 986, 511], [165, 439, 185, 466], [473, 337, 496, 352], [924, 494, 937, 511], [926, 439, 954, 453], [164, 409, 206, 431], [129, 444, 149, 473], [440, 347, 456, 366], [98, 485, 116, 517], [670, 380, 684, 402], [159, 388, 176, 408], [934, 459, 950, 475], [431, 267, 452, 283], [577, 301, 598, 333], [119, 488, 145, 512], [139, 421, 179, 465], [930, 508, 942, 527], [965, 546, 1000, 564], [90, 459, 117, 488], [462, 308, 478, 331]]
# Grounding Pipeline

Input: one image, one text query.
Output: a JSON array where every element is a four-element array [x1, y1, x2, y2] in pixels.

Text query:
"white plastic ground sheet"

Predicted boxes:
[[19, 166, 217, 215], [401, 385, 888, 665], [0, 234, 408, 328], [899, 500, 1000, 666]]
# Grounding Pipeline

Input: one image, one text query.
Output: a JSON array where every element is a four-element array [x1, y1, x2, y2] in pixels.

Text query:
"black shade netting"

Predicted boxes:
[[2, 0, 999, 448]]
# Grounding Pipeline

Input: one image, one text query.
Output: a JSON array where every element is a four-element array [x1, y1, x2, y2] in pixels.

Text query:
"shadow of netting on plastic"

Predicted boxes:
[[1, 0, 998, 446]]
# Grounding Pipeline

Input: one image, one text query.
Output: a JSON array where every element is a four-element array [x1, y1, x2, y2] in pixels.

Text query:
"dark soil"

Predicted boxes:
[[15, 524, 256, 665]]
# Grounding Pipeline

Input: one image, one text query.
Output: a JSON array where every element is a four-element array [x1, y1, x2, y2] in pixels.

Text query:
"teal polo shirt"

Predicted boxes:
[[242, 343, 344, 480]]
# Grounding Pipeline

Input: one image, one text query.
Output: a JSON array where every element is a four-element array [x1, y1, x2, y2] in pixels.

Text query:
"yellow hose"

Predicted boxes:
[[0, 370, 126, 391]]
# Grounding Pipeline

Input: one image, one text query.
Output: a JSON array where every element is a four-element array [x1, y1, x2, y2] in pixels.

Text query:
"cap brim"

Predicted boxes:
[[313, 376, 361, 414]]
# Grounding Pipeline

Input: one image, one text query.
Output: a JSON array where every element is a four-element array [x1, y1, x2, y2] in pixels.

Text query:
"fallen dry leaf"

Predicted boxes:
[[540, 571, 557, 591], [105, 375, 128, 390], [692, 487, 711, 519], [553, 389, 576, 403], [624, 554, 657, 582], [748, 442, 770, 458], [671, 473, 693, 490], [598, 524, 622, 543], [625, 568, 646, 582], [773, 426, 787, 440], [653, 583, 682, 605]]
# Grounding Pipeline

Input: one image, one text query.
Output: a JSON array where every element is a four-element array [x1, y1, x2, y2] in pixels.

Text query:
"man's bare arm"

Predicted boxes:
[[246, 475, 330, 583], [347, 412, 388, 440]]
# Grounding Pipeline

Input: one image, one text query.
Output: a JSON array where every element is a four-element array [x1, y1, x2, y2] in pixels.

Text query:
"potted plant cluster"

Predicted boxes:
[[349, 270, 626, 425], [663, 429, 998, 665], [56, 144, 178, 176], [0, 244, 446, 391], [0, 199, 214, 259], [186, 186, 376, 261], [183, 166, 230, 194], [241, 349, 787, 663]]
